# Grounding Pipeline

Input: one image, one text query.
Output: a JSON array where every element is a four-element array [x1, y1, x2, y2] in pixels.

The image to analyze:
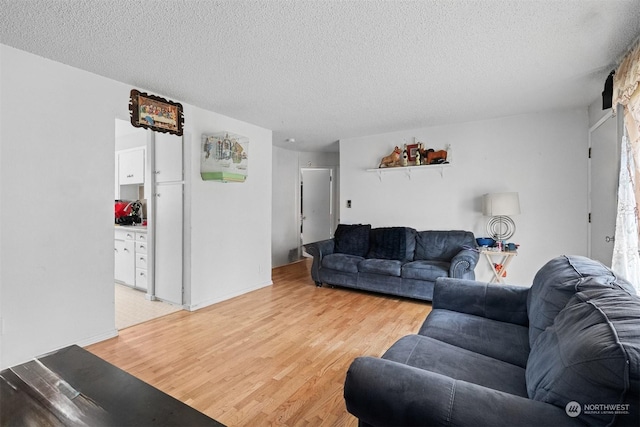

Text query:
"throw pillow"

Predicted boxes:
[[366, 227, 416, 262], [334, 224, 371, 257]]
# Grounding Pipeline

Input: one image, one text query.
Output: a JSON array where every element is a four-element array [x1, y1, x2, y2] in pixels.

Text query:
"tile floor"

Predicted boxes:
[[115, 284, 182, 330]]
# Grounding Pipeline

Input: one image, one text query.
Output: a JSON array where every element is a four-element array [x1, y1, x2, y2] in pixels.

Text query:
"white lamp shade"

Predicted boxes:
[[482, 192, 521, 216]]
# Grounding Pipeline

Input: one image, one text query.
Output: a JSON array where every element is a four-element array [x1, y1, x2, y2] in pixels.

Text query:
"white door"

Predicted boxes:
[[154, 182, 183, 305], [154, 133, 183, 183], [590, 113, 618, 266], [301, 168, 332, 245]]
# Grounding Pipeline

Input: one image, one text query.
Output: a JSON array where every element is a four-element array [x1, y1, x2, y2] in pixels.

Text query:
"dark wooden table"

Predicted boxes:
[[0, 345, 225, 426]]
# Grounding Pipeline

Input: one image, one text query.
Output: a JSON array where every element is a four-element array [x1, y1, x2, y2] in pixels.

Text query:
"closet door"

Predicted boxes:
[[154, 182, 183, 305], [154, 133, 183, 183]]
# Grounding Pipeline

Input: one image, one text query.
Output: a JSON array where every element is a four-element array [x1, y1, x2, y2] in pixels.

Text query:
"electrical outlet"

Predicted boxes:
[[347, 200, 352, 208]]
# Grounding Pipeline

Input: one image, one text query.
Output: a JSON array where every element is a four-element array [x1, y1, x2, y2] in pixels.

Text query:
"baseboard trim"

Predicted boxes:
[[77, 328, 119, 347], [186, 280, 273, 311]]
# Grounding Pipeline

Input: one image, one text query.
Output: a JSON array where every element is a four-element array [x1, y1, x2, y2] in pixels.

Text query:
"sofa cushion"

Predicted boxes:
[[527, 255, 636, 347], [419, 309, 530, 368], [382, 335, 528, 397], [334, 224, 371, 257], [526, 288, 640, 426], [401, 260, 449, 282], [321, 253, 363, 274], [366, 227, 416, 262], [358, 259, 402, 277], [414, 230, 475, 261]]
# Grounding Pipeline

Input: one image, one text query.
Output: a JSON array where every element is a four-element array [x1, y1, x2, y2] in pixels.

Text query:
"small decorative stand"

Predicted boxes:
[[480, 249, 517, 284]]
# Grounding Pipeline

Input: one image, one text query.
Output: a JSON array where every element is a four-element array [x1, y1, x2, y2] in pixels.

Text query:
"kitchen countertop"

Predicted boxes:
[[115, 224, 147, 232]]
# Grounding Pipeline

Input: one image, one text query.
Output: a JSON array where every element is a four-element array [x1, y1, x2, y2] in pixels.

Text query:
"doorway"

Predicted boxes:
[[589, 111, 619, 266], [114, 119, 182, 329], [300, 168, 333, 246]]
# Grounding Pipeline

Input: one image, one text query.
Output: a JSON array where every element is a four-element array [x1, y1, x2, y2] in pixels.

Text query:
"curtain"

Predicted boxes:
[[612, 40, 640, 289], [612, 132, 640, 287]]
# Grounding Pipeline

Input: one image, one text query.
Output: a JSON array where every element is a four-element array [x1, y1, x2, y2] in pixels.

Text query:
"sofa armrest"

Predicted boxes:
[[344, 357, 581, 427], [449, 247, 479, 278], [303, 239, 335, 283], [433, 277, 529, 326]]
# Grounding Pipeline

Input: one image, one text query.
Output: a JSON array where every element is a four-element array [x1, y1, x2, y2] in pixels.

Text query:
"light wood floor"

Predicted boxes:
[[87, 259, 432, 426]]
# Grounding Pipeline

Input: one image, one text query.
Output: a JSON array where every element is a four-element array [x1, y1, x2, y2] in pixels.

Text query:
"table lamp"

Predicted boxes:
[[482, 192, 520, 241]]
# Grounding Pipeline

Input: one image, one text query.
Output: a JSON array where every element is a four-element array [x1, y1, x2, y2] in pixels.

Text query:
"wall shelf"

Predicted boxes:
[[366, 163, 451, 180]]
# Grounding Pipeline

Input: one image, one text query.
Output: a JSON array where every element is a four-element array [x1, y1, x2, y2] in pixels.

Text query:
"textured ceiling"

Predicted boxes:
[[1, 1, 639, 152]]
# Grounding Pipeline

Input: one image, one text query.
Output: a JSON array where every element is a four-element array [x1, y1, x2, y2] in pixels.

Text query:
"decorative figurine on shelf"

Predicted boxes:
[[401, 144, 408, 167], [426, 149, 448, 164], [415, 149, 421, 166], [378, 146, 402, 168], [418, 143, 427, 163]]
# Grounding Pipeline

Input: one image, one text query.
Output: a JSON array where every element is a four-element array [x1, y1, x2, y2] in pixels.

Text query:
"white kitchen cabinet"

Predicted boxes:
[[154, 133, 183, 183], [118, 147, 145, 185], [115, 153, 120, 199], [135, 268, 148, 291], [134, 232, 148, 291], [114, 230, 135, 286], [115, 228, 148, 291]]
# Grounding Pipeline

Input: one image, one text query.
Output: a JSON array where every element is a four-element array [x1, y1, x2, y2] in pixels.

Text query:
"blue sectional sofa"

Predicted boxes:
[[344, 255, 640, 427], [304, 225, 478, 301]]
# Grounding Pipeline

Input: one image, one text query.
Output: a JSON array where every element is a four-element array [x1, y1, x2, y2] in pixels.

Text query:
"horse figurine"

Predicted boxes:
[[379, 146, 402, 168], [426, 149, 447, 164]]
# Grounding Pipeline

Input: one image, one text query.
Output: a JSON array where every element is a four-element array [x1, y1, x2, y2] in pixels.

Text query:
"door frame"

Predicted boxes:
[[298, 166, 336, 258]]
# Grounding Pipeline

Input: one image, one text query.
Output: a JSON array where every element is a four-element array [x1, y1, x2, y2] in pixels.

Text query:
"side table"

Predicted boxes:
[[480, 249, 517, 284]]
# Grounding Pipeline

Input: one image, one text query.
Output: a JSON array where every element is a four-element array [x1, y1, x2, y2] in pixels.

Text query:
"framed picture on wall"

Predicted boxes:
[[407, 144, 419, 162], [129, 89, 184, 136], [201, 132, 249, 182]]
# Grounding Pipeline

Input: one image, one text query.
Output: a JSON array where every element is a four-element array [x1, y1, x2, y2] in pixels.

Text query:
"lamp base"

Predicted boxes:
[[486, 215, 516, 241]]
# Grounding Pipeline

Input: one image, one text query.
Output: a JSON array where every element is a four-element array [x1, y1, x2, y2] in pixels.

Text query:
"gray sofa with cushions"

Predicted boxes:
[[304, 225, 478, 301], [344, 255, 640, 427]]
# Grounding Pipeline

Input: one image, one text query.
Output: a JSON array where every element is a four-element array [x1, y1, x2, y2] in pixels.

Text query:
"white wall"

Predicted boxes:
[[339, 109, 589, 285], [184, 106, 272, 310], [0, 44, 273, 368], [0, 38, 4, 366], [1, 45, 121, 368], [271, 147, 339, 267], [115, 121, 146, 151], [272, 147, 300, 266]]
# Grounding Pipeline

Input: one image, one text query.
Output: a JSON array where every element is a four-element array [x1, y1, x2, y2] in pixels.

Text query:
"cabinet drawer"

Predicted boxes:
[[135, 268, 148, 291], [115, 229, 135, 241], [136, 253, 148, 269], [136, 241, 148, 254], [136, 232, 148, 242]]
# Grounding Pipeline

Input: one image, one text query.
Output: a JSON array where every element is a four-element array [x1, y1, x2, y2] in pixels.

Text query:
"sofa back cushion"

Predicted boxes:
[[366, 227, 416, 262], [526, 255, 636, 347], [334, 224, 371, 257], [526, 287, 640, 426], [413, 230, 475, 261]]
